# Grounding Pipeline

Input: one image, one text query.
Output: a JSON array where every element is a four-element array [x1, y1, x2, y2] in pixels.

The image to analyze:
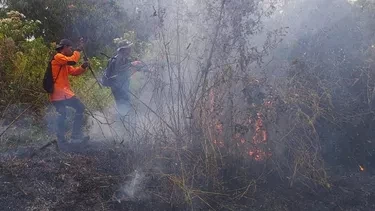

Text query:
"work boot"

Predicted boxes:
[[57, 136, 70, 152], [70, 134, 90, 144]]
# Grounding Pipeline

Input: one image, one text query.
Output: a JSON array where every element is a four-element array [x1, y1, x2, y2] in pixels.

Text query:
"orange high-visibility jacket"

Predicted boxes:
[[49, 51, 86, 102]]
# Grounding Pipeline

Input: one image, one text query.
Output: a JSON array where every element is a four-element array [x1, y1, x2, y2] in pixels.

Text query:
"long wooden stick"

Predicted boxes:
[[29, 140, 58, 158]]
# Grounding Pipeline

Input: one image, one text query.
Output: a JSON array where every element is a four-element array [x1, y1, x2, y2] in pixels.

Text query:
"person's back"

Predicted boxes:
[[111, 54, 132, 90], [104, 40, 145, 117], [108, 41, 134, 116]]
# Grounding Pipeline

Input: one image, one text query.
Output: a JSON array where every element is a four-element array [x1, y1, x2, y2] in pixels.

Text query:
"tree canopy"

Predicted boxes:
[[3, 0, 131, 55]]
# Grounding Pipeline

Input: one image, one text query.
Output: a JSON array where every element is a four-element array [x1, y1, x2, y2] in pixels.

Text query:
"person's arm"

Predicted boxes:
[[68, 66, 85, 76], [54, 51, 81, 66], [68, 61, 89, 76]]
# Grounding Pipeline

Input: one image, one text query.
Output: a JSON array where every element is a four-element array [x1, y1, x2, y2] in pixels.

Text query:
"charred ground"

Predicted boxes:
[[0, 141, 374, 211]]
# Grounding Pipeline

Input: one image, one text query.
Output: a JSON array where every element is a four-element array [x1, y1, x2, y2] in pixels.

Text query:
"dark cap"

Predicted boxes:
[[55, 39, 74, 50]]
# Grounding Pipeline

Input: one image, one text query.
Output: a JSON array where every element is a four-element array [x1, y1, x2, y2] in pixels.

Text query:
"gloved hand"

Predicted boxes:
[[76, 46, 83, 52], [81, 61, 90, 69], [131, 61, 142, 66]]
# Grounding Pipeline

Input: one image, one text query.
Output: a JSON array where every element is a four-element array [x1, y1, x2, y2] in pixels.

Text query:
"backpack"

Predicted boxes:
[[101, 56, 117, 87], [42, 59, 62, 93], [101, 56, 138, 87]]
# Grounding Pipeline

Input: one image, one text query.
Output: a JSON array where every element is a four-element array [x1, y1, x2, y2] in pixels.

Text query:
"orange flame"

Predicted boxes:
[[209, 88, 273, 161], [215, 121, 223, 133], [213, 139, 224, 148], [248, 149, 269, 161], [252, 113, 267, 144]]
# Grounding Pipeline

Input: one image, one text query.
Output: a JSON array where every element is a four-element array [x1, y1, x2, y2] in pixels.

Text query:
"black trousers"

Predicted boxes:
[[52, 96, 85, 141]]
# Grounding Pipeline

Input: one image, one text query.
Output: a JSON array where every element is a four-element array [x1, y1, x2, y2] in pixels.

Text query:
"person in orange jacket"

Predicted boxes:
[[51, 39, 90, 145]]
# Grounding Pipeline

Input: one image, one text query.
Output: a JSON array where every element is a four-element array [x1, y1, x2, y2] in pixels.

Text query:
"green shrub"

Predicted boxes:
[[0, 10, 113, 113]]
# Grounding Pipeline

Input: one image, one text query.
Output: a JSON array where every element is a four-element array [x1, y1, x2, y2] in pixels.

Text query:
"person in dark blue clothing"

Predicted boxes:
[[102, 40, 142, 116]]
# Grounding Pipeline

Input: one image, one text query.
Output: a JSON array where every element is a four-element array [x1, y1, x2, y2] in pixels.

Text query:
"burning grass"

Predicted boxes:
[[1, 54, 374, 210]]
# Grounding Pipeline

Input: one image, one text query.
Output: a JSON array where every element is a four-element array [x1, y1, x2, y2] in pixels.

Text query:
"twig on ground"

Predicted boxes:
[[0, 104, 33, 138]]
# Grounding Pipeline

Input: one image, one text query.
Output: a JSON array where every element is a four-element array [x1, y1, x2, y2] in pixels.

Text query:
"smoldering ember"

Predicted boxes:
[[1, 0, 375, 210]]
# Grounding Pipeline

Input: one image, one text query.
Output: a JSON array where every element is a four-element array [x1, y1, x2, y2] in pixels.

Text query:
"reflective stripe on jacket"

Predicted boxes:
[[49, 51, 85, 101]]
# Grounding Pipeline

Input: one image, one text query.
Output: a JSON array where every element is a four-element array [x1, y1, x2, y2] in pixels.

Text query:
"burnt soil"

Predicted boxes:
[[0, 143, 375, 211]]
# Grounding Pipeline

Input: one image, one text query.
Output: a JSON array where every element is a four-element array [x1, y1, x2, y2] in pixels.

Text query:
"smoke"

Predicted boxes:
[[86, 0, 375, 174], [87, 88, 157, 143], [87, 105, 130, 142], [115, 169, 147, 202], [122, 170, 145, 199]]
